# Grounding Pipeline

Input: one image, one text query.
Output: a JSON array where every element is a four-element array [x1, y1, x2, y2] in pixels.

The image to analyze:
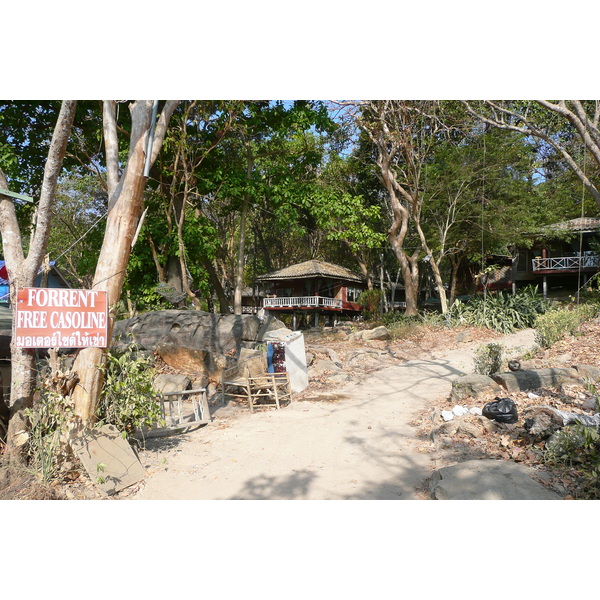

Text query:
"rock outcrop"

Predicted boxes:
[[450, 374, 503, 401], [112, 310, 289, 385], [429, 459, 563, 500], [112, 310, 287, 355]]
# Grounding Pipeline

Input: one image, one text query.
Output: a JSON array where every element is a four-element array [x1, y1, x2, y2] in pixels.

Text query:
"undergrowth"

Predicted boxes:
[[449, 286, 549, 334], [473, 343, 504, 376], [534, 303, 599, 348], [544, 422, 600, 499], [97, 348, 164, 435], [25, 389, 74, 483], [22, 346, 163, 487]]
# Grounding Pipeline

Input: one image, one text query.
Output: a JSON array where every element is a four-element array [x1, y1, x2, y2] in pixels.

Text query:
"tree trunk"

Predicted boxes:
[[391, 241, 419, 316], [414, 217, 448, 314], [202, 258, 231, 314], [234, 198, 248, 316], [166, 255, 184, 294], [430, 259, 448, 314], [234, 148, 253, 315], [448, 253, 464, 307], [71, 100, 178, 424]]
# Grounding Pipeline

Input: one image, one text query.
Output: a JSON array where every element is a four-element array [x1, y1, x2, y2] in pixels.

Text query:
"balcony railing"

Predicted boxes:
[[263, 296, 343, 309], [532, 254, 600, 272]]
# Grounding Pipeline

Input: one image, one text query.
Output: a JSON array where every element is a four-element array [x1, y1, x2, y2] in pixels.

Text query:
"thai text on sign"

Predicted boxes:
[[15, 288, 108, 348]]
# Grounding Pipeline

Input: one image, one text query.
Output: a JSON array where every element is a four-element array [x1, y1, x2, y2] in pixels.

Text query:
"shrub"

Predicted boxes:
[[357, 289, 383, 321], [534, 303, 598, 348], [449, 286, 549, 334], [473, 342, 504, 376], [97, 348, 164, 436], [544, 423, 600, 498], [25, 389, 74, 483]]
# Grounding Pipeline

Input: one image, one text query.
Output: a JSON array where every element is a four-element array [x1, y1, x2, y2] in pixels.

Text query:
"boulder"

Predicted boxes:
[[450, 374, 502, 402], [347, 350, 381, 367], [348, 331, 364, 342], [456, 419, 486, 438], [574, 364, 600, 382], [310, 359, 343, 376], [155, 344, 208, 376], [307, 345, 343, 368], [362, 326, 390, 341], [112, 310, 287, 355], [492, 367, 581, 392], [455, 330, 473, 343], [437, 415, 495, 438], [429, 459, 563, 500], [153, 374, 191, 394]]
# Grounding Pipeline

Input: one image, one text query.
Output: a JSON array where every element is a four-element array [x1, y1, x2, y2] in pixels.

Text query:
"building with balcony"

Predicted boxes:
[[512, 217, 600, 297], [256, 260, 366, 328]]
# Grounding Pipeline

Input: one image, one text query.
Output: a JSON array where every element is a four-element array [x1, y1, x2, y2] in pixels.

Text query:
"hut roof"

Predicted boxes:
[[544, 217, 600, 234], [256, 260, 364, 283]]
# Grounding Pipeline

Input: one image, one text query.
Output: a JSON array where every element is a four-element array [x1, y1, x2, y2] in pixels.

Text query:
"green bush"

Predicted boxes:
[[544, 423, 600, 498], [534, 303, 598, 348], [357, 289, 383, 321], [449, 286, 549, 334], [97, 348, 164, 436], [473, 343, 504, 376]]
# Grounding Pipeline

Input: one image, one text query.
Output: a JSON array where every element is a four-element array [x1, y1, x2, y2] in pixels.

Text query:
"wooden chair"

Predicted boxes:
[[221, 354, 292, 413]]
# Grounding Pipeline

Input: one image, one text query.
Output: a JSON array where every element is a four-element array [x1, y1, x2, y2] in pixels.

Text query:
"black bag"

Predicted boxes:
[[482, 397, 518, 424]]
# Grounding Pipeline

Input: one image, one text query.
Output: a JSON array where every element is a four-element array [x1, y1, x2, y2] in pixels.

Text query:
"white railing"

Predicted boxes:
[[263, 296, 343, 309], [532, 254, 600, 271]]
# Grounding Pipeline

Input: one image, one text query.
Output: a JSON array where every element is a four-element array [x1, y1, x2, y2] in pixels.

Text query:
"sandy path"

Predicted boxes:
[[129, 329, 537, 500]]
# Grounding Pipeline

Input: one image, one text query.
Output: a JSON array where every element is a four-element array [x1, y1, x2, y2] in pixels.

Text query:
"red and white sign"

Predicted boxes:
[[15, 288, 108, 348]]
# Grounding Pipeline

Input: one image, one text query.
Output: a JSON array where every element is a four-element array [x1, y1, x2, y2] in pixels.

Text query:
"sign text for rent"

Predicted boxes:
[[15, 288, 108, 348]]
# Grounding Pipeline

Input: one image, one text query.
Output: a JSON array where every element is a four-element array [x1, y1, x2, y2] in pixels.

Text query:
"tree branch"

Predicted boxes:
[[103, 100, 120, 198], [25, 100, 78, 280]]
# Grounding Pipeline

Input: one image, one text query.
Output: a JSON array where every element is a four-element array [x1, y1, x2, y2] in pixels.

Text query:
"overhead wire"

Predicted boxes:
[[52, 209, 108, 263]]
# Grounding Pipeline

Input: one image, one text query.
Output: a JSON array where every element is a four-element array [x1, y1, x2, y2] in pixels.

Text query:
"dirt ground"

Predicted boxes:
[[121, 323, 553, 500], [5, 319, 599, 500]]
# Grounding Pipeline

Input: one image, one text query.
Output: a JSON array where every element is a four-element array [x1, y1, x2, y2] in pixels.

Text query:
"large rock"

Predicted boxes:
[[362, 326, 390, 341], [112, 310, 288, 355], [155, 344, 208, 373], [429, 459, 563, 500], [574, 364, 600, 382], [492, 368, 581, 392], [451, 374, 502, 401], [153, 374, 191, 394], [310, 359, 344, 376]]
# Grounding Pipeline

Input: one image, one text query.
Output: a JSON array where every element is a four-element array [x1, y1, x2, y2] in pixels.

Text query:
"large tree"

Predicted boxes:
[[347, 100, 450, 315], [69, 100, 179, 424], [463, 101, 600, 209], [134, 101, 237, 314], [420, 122, 542, 302], [0, 100, 77, 458], [190, 101, 334, 314]]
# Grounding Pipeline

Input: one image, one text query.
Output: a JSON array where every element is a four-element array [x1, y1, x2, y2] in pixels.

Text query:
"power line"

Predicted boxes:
[[53, 210, 108, 263]]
